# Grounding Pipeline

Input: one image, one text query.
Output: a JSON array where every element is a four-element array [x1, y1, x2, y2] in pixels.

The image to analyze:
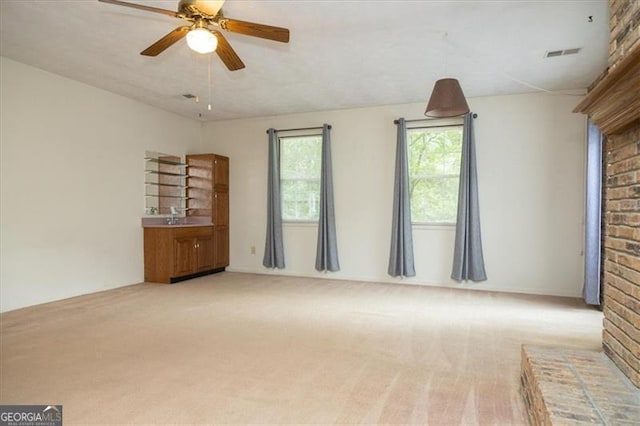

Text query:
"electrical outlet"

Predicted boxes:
[[250, 246, 256, 255]]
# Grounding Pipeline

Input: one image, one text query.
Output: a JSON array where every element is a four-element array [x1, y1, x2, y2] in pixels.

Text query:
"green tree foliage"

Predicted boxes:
[[408, 127, 462, 223], [280, 135, 322, 221]]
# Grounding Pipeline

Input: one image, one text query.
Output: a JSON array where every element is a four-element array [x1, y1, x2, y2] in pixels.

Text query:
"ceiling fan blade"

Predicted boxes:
[[219, 18, 290, 43], [98, 0, 181, 19], [214, 31, 245, 71], [141, 26, 190, 56]]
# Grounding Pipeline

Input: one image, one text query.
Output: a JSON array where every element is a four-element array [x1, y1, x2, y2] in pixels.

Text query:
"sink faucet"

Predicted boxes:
[[168, 206, 178, 225]]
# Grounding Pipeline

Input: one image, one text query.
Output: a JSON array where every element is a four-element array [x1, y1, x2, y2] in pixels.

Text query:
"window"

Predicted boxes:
[[280, 135, 322, 221], [408, 123, 463, 224]]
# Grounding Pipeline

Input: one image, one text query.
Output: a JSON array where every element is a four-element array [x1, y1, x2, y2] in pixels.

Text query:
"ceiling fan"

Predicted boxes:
[[98, 0, 290, 71]]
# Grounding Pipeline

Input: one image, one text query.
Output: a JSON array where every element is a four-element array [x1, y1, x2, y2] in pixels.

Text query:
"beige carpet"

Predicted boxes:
[[1, 272, 602, 425]]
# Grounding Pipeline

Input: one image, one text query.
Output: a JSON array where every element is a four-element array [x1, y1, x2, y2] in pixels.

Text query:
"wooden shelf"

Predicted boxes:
[[144, 157, 187, 167], [145, 195, 191, 199], [145, 182, 187, 188], [574, 43, 640, 135], [145, 170, 187, 177]]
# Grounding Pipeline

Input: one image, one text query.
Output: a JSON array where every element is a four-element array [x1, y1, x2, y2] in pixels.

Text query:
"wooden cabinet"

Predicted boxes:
[[213, 156, 229, 189], [142, 153, 229, 284], [213, 226, 229, 268], [174, 236, 196, 277], [213, 191, 229, 227], [173, 233, 214, 275], [186, 154, 229, 270], [144, 226, 216, 284], [195, 234, 214, 271]]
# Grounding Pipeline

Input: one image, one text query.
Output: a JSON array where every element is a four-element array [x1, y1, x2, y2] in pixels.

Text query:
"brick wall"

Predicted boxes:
[[602, 125, 640, 387], [602, 0, 640, 390], [609, 0, 640, 67]]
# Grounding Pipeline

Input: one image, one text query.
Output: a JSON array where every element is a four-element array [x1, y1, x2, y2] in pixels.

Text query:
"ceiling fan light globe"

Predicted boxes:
[[186, 28, 218, 54]]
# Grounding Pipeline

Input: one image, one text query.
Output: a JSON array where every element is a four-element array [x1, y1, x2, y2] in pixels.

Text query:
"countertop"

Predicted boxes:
[[141, 217, 213, 228]]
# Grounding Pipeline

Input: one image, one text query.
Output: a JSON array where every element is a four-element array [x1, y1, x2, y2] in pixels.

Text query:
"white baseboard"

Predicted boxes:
[[224, 266, 582, 299]]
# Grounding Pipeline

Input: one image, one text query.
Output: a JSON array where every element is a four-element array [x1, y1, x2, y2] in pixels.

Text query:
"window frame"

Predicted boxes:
[[279, 132, 323, 223], [406, 118, 464, 227]]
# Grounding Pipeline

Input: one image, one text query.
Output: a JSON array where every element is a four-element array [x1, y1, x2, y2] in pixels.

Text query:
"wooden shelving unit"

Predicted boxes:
[[186, 154, 230, 269], [144, 152, 188, 215]]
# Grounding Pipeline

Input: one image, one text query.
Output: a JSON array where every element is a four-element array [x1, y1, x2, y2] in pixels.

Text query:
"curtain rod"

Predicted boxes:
[[393, 113, 477, 125], [405, 124, 464, 130], [266, 125, 331, 134]]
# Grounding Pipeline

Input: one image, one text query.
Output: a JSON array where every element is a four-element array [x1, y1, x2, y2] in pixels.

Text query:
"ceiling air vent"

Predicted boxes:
[[545, 48, 582, 58], [563, 48, 581, 55]]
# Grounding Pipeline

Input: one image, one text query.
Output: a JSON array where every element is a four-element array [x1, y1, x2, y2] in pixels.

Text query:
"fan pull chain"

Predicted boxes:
[[207, 55, 212, 111]]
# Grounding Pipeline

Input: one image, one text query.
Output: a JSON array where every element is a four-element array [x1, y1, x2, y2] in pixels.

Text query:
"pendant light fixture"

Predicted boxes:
[[425, 33, 470, 118], [424, 78, 470, 117]]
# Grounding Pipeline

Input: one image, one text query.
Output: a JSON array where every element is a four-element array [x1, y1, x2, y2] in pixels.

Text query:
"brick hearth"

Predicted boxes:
[[521, 346, 640, 424]]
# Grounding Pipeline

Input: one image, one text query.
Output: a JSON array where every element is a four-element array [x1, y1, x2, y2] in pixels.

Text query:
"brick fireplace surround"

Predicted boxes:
[[600, 0, 640, 389], [521, 0, 640, 423]]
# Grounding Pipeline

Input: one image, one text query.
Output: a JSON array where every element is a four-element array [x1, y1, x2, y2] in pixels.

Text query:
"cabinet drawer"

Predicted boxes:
[[172, 226, 213, 239]]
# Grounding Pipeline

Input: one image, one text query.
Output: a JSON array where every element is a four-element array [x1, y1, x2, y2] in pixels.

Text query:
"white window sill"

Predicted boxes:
[[283, 221, 318, 228], [412, 222, 456, 230]]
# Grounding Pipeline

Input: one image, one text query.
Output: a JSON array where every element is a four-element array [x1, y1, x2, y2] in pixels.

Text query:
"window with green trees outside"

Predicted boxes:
[[407, 125, 463, 224], [280, 135, 322, 221]]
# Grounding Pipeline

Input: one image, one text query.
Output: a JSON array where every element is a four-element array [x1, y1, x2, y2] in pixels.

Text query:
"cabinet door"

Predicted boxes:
[[174, 237, 195, 276], [213, 191, 229, 226], [196, 235, 214, 272], [213, 156, 229, 190], [214, 227, 229, 268]]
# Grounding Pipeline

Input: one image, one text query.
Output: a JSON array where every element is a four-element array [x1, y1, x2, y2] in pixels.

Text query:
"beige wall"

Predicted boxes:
[[0, 55, 589, 312], [0, 57, 202, 312], [204, 92, 587, 297]]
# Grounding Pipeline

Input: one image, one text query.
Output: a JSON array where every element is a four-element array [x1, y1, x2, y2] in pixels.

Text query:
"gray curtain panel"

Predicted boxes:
[[316, 124, 340, 272], [388, 118, 416, 277], [263, 128, 285, 269], [451, 113, 487, 281], [583, 120, 603, 305]]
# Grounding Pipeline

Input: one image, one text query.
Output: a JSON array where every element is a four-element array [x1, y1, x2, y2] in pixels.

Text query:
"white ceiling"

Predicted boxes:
[[0, 0, 609, 122]]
